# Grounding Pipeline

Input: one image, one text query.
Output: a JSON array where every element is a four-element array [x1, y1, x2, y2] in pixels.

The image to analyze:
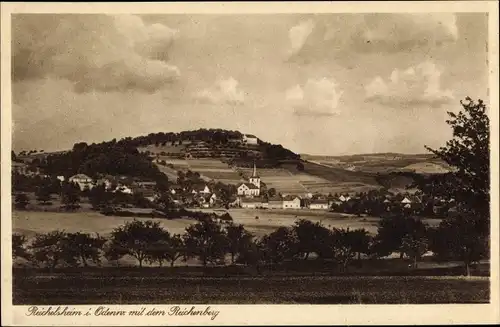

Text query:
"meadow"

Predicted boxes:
[[155, 158, 242, 184], [13, 209, 399, 239]]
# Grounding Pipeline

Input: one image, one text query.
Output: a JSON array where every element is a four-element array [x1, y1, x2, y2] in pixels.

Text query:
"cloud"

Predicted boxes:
[[365, 61, 454, 107], [12, 14, 180, 93], [288, 13, 458, 60], [195, 77, 245, 105], [286, 77, 344, 116], [288, 19, 315, 56]]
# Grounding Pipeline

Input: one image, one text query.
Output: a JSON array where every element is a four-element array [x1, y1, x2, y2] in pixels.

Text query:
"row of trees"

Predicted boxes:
[[13, 214, 488, 275]]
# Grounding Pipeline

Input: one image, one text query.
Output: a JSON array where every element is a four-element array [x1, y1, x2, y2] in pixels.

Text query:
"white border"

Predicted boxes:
[[1, 2, 499, 326]]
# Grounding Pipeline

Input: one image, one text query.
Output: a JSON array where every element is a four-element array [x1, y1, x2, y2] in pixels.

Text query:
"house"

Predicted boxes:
[[69, 174, 94, 191], [133, 180, 156, 189], [401, 196, 422, 209], [401, 197, 412, 209], [339, 194, 351, 202], [283, 195, 301, 209], [208, 193, 217, 206], [237, 162, 261, 197], [192, 184, 211, 195], [194, 192, 218, 208], [56, 175, 65, 182], [237, 183, 260, 197], [115, 184, 133, 194], [308, 199, 329, 210], [242, 134, 258, 145], [240, 197, 264, 209], [268, 196, 283, 209], [198, 193, 218, 208]]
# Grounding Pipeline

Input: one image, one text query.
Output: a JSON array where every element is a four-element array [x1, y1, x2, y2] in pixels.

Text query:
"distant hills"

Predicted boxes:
[[301, 153, 451, 174]]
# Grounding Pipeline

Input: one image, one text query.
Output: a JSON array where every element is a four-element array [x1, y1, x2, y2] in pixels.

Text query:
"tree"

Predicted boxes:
[[418, 97, 490, 274], [30, 231, 69, 269], [11, 150, 17, 162], [103, 242, 123, 267], [164, 234, 185, 267], [293, 219, 329, 260], [429, 215, 488, 276], [267, 188, 277, 198], [145, 228, 173, 267], [14, 193, 30, 210], [400, 221, 428, 268], [88, 184, 110, 210], [183, 218, 229, 267], [35, 184, 53, 205], [155, 176, 170, 193], [226, 223, 253, 264], [12, 233, 30, 261], [348, 228, 372, 261], [156, 193, 176, 213], [423, 97, 489, 226], [331, 228, 358, 270], [372, 216, 407, 259], [372, 215, 421, 259], [61, 182, 81, 211], [108, 220, 168, 267], [260, 226, 298, 264], [64, 232, 107, 267], [237, 238, 265, 268]]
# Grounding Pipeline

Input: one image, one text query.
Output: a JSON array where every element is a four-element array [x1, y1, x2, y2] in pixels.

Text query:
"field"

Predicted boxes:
[[280, 161, 383, 194], [302, 153, 451, 174], [13, 271, 489, 304], [154, 158, 242, 184], [13, 209, 400, 240], [12, 210, 195, 239]]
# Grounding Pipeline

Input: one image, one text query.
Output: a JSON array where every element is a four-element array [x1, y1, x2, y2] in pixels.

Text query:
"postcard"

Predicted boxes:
[[1, 1, 499, 326]]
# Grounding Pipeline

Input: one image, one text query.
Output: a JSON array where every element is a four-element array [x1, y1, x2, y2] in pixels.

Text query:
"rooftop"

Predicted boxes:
[[70, 174, 92, 180], [238, 182, 259, 190]]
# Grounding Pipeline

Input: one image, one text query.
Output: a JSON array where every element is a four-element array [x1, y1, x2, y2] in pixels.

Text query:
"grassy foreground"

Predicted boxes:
[[13, 268, 489, 304]]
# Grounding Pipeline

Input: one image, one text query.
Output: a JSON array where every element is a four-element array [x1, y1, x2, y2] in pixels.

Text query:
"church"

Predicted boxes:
[[237, 163, 261, 197]]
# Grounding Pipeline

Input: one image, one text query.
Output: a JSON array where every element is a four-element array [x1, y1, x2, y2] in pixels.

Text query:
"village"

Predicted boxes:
[[12, 150, 456, 218]]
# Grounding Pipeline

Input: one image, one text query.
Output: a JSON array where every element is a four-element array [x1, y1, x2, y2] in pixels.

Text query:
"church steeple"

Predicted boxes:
[[249, 161, 261, 191], [252, 161, 258, 177]]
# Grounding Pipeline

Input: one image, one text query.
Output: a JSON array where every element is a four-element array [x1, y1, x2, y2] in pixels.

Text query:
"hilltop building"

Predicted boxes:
[[237, 162, 261, 197], [242, 134, 258, 145]]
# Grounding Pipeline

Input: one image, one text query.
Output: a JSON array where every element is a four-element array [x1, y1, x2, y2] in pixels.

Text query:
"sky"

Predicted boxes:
[[11, 13, 489, 155]]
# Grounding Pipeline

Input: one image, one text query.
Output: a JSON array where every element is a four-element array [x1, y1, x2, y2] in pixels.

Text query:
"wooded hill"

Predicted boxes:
[[21, 129, 300, 180]]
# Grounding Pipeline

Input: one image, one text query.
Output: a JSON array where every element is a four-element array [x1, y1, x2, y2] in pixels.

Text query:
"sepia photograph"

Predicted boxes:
[[1, 1, 499, 326]]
